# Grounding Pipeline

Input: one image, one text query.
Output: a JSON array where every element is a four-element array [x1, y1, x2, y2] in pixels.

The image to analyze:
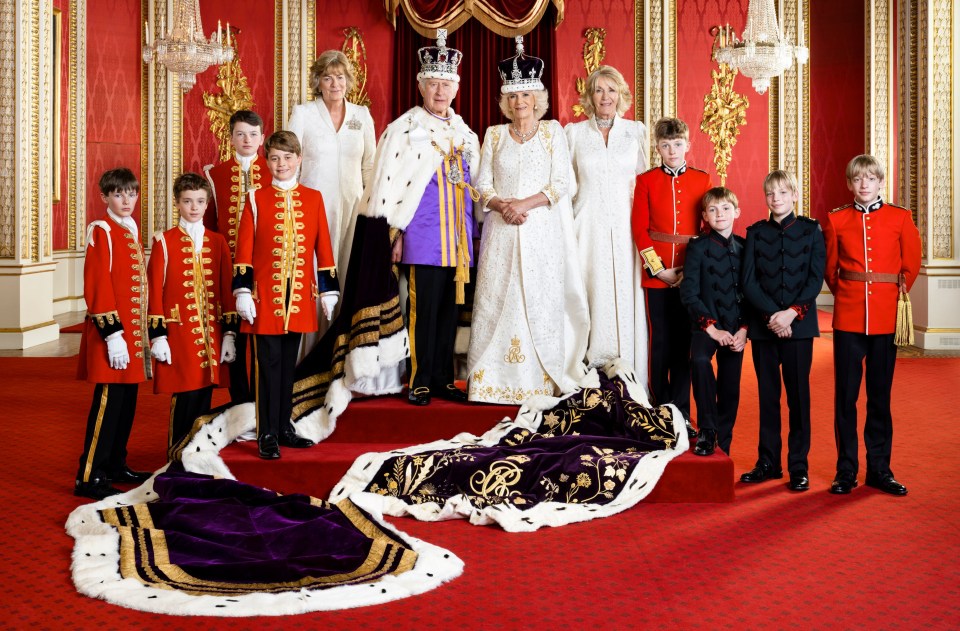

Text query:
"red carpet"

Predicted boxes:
[[59, 321, 85, 334], [1, 329, 958, 627], [221, 396, 734, 503]]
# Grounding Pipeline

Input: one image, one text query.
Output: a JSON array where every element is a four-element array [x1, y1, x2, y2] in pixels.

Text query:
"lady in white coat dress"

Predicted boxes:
[[289, 50, 376, 353], [467, 39, 589, 405], [565, 65, 649, 386]]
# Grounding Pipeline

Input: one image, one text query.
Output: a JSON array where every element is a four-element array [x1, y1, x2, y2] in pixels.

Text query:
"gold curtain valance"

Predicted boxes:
[[385, 0, 564, 37]]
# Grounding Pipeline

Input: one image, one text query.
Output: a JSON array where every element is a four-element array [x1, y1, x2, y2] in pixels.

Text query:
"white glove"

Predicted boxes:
[[235, 291, 257, 324], [151, 336, 172, 364], [320, 293, 340, 321], [106, 332, 129, 370], [220, 332, 237, 363]]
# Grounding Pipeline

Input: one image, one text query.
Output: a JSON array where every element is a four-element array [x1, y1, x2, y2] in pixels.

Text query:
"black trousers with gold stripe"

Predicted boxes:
[[406, 265, 458, 393], [76, 383, 138, 483], [252, 332, 301, 438], [228, 332, 253, 404], [168, 386, 213, 459]]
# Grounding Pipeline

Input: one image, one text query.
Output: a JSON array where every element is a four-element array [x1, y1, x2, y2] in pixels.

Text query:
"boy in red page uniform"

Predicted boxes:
[[822, 154, 921, 496], [204, 110, 265, 404], [631, 117, 713, 438], [233, 131, 340, 459], [147, 173, 238, 460], [75, 168, 151, 500]]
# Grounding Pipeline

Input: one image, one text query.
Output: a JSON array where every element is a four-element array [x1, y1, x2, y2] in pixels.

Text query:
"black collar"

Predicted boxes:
[[660, 162, 687, 177], [853, 198, 883, 213], [770, 212, 797, 230]]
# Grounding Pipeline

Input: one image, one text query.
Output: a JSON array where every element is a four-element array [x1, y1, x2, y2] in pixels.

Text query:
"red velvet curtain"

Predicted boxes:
[[392, 5, 556, 136]]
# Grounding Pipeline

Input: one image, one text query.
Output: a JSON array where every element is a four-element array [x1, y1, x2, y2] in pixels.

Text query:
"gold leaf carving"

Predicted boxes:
[[572, 27, 606, 118], [202, 29, 255, 163], [699, 26, 748, 186], [342, 27, 371, 108]]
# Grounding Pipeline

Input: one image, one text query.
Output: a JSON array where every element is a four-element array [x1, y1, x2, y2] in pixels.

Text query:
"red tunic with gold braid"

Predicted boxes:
[[203, 155, 265, 256], [77, 217, 149, 384], [631, 164, 713, 288], [146, 226, 238, 394], [822, 200, 921, 335], [233, 183, 339, 335]]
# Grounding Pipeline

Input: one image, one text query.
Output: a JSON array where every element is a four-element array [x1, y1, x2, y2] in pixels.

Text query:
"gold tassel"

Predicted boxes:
[[895, 290, 914, 347]]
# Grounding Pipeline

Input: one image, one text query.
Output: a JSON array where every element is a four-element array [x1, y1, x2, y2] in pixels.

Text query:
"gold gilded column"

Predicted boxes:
[[636, 0, 677, 166], [277, 0, 317, 126]]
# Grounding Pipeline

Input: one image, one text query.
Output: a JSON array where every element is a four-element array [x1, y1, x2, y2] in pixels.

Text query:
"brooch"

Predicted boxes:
[[346, 117, 362, 131]]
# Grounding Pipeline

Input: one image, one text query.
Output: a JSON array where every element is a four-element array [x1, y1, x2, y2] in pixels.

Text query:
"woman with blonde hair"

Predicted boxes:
[[565, 65, 650, 386], [467, 38, 589, 404], [289, 50, 375, 276]]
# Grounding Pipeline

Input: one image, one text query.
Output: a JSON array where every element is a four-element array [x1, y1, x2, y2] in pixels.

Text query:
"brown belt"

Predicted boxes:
[[649, 230, 695, 244], [839, 270, 900, 283]]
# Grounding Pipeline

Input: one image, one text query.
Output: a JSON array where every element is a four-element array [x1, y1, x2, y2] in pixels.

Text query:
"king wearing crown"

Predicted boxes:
[[364, 28, 480, 407]]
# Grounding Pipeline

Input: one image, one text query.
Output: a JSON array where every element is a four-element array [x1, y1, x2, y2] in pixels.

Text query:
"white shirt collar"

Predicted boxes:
[[178, 217, 204, 252], [107, 209, 138, 241], [235, 152, 256, 172], [273, 177, 298, 191]]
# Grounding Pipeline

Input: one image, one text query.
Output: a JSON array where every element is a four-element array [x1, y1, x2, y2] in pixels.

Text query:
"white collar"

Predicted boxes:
[[178, 218, 204, 252], [107, 210, 138, 240], [273, 177, 298, 191], [235, 152, 256, 171]]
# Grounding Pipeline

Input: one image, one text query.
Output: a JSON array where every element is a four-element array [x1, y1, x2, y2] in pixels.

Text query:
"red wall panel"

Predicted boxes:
[[678, 0, 768, 233], [52, 0, 70, 250], [182, 1, 276, 176], [809, 0, 864, 221], [86, 0, 142, 226], [553, 0, 637, 126]]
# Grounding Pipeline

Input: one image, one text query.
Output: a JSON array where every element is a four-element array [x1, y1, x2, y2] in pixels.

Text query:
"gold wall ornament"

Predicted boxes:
[[202, 29, 255, 163], [699, 25, 749, 186], [342, 27, 371, 107], [572, 27, 606, 118]]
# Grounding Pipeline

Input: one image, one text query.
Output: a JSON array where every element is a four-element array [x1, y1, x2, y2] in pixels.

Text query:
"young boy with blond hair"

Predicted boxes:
[[632, 117, 714, 437], [741, 170, 825, 490], [822, 155, 921, 496], [679, 187, 747, 457]]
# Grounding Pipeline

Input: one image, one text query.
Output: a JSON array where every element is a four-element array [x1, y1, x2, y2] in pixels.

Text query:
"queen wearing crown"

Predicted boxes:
[[364, 29, 480, 406], [466, 38, 590, 405]]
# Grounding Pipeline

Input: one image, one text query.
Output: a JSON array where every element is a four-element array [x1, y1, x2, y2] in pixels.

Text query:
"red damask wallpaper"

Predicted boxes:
[[85, 0, 142, 227], [52, 0, 70, 250], [182, 1, 276, 177], [809, 0, 865, 221], [677, 0, 768, 232]]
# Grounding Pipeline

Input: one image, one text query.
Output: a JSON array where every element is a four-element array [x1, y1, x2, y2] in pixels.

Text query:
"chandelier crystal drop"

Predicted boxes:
[[142, 0, 234, 92], [715, 0, 809, 94]]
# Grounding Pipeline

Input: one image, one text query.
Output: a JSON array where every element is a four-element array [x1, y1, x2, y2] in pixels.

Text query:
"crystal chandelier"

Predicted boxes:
[[142, 0, 234, 92], [715, 0, 809, 94]]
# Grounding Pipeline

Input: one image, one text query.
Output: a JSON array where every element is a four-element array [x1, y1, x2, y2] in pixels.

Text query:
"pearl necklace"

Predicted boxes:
[[511, 122, 536, 143], [596, 117, 614, 129]]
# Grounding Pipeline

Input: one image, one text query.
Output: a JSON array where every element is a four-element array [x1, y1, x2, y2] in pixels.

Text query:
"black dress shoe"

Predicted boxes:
[[693, 429, 716, 456], [407, 387, 431, 406], [866, 473, 908, 496], [788, 472, 810, 492], [438, 384, 467, 402], [685, 419, 698, 439], [829, 473, 858, 494], [106, 466, 151, 485], [74, 478, 122, 501], [279, 430, 315, 448], [740, 463, 784, 483], [258, 434, 281, 459]]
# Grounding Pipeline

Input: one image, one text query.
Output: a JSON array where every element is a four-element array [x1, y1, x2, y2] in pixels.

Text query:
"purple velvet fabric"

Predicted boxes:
[[364, 373, 679, 510], [401, 161, 475, 267], [98, 470, 417, 595]]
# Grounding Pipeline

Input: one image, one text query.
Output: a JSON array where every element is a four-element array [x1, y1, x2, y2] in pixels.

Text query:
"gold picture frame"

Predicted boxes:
[[52, 8, 62, 203]]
